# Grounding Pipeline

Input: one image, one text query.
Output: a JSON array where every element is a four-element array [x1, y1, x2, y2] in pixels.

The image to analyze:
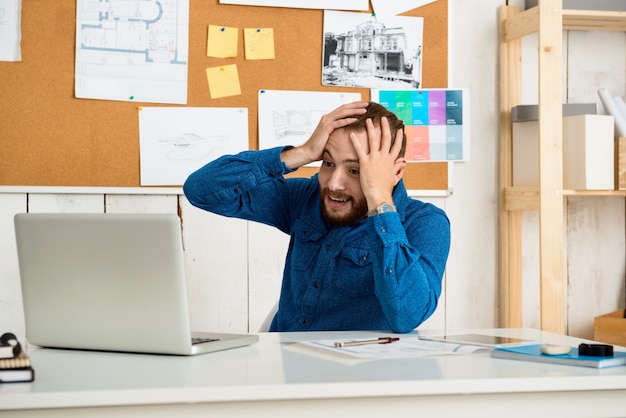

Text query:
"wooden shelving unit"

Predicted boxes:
[[498, 1, 626, 333]]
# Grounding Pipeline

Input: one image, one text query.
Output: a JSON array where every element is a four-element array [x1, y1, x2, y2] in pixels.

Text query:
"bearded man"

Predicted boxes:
[[183, 101, 450, 333]]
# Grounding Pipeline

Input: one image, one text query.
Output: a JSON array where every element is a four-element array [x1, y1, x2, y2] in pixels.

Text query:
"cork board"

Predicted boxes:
[[0, 0, 448, 189]]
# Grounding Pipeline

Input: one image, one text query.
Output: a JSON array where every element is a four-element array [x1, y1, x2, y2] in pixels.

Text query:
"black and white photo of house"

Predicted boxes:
[[322, 10, 424, 89]]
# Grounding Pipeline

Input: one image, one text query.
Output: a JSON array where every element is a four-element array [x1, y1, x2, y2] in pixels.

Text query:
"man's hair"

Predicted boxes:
[[344, 101, 407, 158]]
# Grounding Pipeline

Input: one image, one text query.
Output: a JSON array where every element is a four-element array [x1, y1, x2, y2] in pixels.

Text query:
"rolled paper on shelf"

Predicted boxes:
[[597, 88, 626, 137], [614, 96, 626, 119]]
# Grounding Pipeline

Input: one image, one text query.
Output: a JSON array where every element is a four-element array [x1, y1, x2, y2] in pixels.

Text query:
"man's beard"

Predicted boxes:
[[319, 187, 368, 227]]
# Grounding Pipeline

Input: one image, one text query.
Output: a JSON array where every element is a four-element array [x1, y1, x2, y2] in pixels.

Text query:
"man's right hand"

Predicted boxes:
[[280, 101, 369, 170]]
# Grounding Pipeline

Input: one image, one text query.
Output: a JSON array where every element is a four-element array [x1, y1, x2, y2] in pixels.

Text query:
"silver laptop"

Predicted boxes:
[[14, 213, 258, 356]]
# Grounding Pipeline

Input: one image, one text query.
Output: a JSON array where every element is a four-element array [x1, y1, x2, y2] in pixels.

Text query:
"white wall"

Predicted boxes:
[[1, 0, 624, 340], [444, 0, 500, 329]]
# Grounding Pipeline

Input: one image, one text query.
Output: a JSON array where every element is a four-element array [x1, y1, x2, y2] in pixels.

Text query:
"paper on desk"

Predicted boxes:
[[298, 337, 488, 360]]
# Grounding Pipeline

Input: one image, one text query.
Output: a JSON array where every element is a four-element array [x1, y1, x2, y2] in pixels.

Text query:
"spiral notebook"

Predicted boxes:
[[14, 213, 258, 356]]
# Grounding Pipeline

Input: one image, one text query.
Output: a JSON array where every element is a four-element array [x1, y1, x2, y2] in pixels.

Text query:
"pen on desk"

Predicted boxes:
[[334, 337, 400, 347]]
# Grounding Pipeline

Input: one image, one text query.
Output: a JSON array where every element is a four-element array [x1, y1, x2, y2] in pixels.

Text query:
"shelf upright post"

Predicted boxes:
[[498, 5, 523, 328], [537, 0, 566, 334]]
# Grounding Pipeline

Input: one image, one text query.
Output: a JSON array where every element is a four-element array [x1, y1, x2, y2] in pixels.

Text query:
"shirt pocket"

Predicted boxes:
[[332, 246, 375, 297], [290, 220, 324, 272]]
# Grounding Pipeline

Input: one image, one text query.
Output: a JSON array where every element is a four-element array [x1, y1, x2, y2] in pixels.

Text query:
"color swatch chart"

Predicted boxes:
[[373, 89, 470, 161]]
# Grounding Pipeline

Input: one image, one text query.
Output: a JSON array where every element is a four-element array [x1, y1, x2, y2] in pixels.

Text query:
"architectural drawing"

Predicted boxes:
[[75, 0, 189, 104], [257, 90, 361, 151], [322, 10, 423, 89]]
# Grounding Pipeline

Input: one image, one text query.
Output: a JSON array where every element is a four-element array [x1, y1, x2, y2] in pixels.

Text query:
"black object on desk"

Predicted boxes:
[[579, 343, 614, 357], [0, 332, 34, 383]]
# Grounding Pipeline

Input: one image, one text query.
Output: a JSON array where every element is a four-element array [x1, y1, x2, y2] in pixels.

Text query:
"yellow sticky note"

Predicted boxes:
[[207, 25, 238, 58], [243, 28, 275, 60], [206, 64, 241, 99]]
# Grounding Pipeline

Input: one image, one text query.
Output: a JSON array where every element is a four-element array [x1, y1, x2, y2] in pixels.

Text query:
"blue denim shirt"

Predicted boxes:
[[183, 147, 450, 333]]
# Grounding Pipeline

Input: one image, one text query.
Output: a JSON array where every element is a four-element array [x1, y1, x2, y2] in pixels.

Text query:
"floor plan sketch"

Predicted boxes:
[[75, 0, 189, 104]]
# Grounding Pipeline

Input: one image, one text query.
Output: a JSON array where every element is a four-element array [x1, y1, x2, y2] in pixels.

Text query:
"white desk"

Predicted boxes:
[[1, 329, 626, 417]]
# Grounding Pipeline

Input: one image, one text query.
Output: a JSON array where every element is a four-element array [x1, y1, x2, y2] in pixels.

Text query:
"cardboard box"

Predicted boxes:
[[511, 104, 614, 189], [594, 309, 626, 347]]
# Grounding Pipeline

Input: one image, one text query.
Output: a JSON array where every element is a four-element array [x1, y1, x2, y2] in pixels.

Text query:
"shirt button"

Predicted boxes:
[[301, 317, 308, 325], [380, 227, 387, 233], [313, 281, 320, 289], [385, 267, 393, 275], [233, 186, 240, 193], [269, 171, 276, 177]]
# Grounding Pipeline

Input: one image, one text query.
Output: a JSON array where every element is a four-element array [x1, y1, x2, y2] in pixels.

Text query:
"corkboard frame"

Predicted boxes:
[[0, 0, 449, 189]]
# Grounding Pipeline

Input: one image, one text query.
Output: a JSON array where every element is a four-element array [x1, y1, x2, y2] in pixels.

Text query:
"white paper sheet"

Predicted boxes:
[[219, 0, 368, 11], [139, 107, 249, 186], [258, 89, 361, 151], [297, 337, 488, 360], [0, 0, 21, 62], [75, 0, 189, 104]]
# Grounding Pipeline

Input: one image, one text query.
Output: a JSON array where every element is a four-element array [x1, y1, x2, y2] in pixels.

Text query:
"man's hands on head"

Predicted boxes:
[[350, 117, 406, 211], [280, 101, 406, 215], [280, 101, 368, 170]]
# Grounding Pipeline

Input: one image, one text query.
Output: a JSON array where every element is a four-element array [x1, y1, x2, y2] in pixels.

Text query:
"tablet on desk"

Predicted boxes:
[[420, 333, 537, 347]]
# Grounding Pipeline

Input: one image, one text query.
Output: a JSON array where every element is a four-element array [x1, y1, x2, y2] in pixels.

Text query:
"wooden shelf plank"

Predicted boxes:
[[503, 7, 538, 41], [563, 10, 626, 31], [564, 189, 626, 196], [504, 8, 626, 42], [504, 188, 626, 211], [504, 187, 540, 211]]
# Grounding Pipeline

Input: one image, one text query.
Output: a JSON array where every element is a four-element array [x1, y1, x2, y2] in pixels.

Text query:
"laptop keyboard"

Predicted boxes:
[[192, 337, 220, 345]]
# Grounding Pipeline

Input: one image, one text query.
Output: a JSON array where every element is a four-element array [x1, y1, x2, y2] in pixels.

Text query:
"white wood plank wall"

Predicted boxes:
[[0, 190, 446, 338]]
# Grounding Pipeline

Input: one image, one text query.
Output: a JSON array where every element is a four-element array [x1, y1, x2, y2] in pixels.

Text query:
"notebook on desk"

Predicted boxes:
[[14, 213, 258, 356]]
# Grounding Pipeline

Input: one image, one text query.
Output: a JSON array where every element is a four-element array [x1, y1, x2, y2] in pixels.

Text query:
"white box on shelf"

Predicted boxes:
[[563, 114, 614, 190], [511, 104, 598, 188]]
